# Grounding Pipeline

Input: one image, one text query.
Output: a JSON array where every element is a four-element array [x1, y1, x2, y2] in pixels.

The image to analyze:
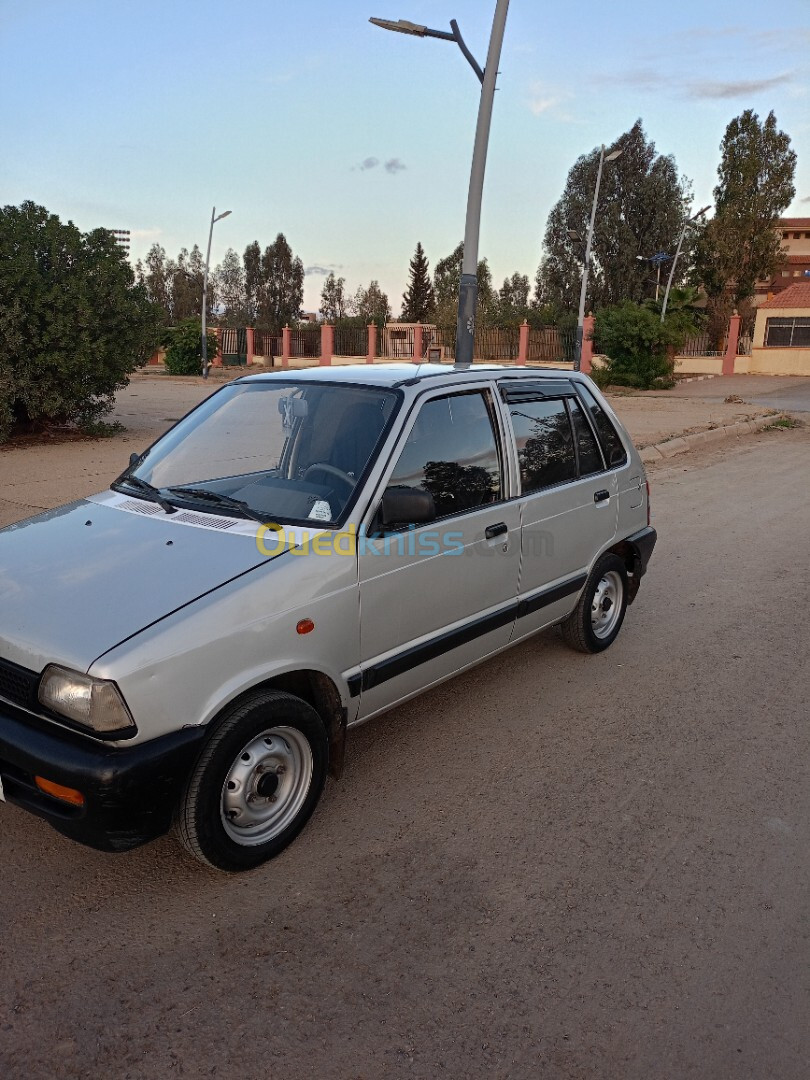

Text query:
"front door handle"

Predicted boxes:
[[594, 489, 610, 504], [485, 522, 508, 539]]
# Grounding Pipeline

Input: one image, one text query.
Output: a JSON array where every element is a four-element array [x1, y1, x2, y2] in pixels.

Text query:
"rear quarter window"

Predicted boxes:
[[577, 383, 628, 467]]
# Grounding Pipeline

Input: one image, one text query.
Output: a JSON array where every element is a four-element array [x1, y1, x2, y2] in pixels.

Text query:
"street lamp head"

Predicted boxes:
[[567, 229, 583, 244], [605, 149, 623, 162], [369, 17, 428, 35], [691, 204, 710, 220], [215, 210, 232, 223]]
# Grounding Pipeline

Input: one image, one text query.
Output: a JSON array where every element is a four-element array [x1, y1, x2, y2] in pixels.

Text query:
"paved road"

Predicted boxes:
[[1, 429, 809, 1079]]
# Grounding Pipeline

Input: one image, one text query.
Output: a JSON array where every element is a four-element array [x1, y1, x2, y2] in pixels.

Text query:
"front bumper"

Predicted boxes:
[[0, 699, 206, 852]]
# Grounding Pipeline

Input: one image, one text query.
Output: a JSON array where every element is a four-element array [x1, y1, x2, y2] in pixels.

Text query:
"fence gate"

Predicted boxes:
[[222, 327, 247, 366]]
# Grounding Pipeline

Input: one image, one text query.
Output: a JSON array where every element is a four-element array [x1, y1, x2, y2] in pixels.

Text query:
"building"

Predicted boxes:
[[750, 281, 810, 375], [107, 229, 131, 256], [754, 218, 810, 304]]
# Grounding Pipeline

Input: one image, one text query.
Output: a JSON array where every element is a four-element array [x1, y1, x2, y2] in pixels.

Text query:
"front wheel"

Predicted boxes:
[[561, 553, 628, 654], [175, 690, 328, 872]]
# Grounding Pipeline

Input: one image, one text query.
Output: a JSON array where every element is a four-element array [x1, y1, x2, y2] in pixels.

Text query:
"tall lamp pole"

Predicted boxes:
[[574, 145, 622, 371], [370, 1, 510, 369], [660, 205, 710, 322], [202, 206, 232, 379]]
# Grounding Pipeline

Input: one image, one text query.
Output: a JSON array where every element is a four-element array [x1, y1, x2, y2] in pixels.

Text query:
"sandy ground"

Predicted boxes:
[[0, 426, 808, 1078], [0, 371, 792, 529]]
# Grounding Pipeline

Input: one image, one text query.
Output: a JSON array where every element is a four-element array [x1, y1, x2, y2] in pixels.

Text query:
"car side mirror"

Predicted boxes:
[[380, 486, 435, 528], [129, 452, 140, 468]]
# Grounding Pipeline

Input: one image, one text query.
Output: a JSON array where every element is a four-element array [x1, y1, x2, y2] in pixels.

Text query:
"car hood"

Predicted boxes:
[[0, 498, 280, 674]]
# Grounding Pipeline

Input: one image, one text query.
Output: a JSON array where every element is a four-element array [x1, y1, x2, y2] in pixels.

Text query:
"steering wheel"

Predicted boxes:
[[302, 462, 355, 491]]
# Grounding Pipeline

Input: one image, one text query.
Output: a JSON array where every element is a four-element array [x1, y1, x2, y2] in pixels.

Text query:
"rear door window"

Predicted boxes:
[[508, 398, 577, 493]]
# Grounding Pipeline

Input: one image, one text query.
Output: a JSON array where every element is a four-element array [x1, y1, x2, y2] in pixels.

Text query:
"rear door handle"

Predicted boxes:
[[594, 489, 610, 504], [485, 522, 508, 539]]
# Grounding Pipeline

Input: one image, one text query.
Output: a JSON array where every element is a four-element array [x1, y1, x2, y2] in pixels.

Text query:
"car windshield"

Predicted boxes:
[[121, 380, 399, 525]]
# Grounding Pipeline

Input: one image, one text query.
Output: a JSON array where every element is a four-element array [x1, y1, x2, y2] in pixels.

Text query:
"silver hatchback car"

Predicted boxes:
[[0, 365, 655, 871]]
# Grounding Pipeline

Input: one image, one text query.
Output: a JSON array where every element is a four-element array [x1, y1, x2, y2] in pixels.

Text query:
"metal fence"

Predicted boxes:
[[253, 330, 280, 361], [527, 327, 576, 364], [290, 327, 320, 358], [737, 334, 752, 356], [333, 326, 368, 357], [221, 327, 247, 366], [679, 332, 726, 357]]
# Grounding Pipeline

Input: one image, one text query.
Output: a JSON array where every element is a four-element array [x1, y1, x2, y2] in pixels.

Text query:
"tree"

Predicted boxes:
[[243, 241, 262, 323], [534, 120, 692, 313], [401, 242, 435, 322], [695, 109, 796, 332], [171, 245, 207, 322], [0, 201, 161, 441], [257, 233, 304, 333], [214, 248, 247, 324], [496, 272, 531, 327], [320, 271, 348, 322], [162, 319, 219, 375], [593, 301, 690, 389], [432, 242, 494, 332], [138, 243, 173, 323], [350, 280, 391, 327]]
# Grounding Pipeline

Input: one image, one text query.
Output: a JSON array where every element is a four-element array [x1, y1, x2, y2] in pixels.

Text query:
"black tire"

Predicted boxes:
[[561, 553, 628, 654], [175, 690, 328, 872]]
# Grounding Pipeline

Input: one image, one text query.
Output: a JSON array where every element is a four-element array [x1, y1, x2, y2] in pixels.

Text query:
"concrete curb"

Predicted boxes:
[[639, 414, 783, 464]]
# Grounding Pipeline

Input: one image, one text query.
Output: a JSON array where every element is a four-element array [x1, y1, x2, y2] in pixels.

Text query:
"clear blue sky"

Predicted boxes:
[[2, 0, 808, 314]]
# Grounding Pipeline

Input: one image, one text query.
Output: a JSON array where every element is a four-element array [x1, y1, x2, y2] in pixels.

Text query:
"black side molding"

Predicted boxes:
[[351, 572, 586, 697]]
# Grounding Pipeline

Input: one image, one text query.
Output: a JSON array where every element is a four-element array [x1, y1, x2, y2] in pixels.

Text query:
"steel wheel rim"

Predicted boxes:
[[221, 726, 313, 846], [591, 570, 623, 640]]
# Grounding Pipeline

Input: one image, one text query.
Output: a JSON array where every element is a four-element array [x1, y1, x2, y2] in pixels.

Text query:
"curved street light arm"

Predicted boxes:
[[450, 20, 484, 83]]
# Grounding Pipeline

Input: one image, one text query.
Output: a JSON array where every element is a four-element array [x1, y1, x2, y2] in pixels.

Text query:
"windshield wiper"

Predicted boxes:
[[164, 486, 268, 524], [116, 475, 178, 515]]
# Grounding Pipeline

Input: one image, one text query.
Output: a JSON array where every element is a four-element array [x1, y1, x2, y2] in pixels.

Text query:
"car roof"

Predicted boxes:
[[237, 363, 580, 390]]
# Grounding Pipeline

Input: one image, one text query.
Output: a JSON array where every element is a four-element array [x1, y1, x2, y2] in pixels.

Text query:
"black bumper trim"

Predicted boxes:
[[626, 526, 657, 576], [0, 699, 207, 852]]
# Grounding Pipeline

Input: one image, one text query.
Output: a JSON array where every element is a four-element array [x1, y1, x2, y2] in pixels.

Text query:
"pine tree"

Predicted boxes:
[[401, 242, 435, 322], [320, 272, 348, 322]]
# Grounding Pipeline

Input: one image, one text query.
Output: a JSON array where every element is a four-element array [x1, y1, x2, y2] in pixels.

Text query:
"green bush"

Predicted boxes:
[[0, 201, 162, 442], [592, 302, 687, 390], [162, 319, 218, 376]]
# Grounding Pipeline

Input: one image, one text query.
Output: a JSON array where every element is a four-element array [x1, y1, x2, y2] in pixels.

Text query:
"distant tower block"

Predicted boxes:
[[109, 229, 131, 256]]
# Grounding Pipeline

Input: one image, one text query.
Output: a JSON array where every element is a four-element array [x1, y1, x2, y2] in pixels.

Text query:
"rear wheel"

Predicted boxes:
[[175, 690, 328, 872], [561, 553, 628, 654]]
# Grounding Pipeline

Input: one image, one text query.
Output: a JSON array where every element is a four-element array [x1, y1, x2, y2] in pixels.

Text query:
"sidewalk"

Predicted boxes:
[[0, 372, 797, 530]]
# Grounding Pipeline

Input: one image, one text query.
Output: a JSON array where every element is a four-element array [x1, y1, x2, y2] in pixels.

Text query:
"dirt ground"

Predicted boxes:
[[0, 371, 791, 529], [0, 426, 808, 1079]]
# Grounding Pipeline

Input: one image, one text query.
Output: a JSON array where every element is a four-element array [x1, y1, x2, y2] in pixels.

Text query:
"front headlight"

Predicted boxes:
[[38, 665, 135, 735]]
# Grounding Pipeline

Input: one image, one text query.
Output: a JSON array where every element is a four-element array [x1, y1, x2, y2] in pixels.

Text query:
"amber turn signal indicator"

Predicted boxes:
[[34, 776, 85, 807], [296, 619, 315, 635]]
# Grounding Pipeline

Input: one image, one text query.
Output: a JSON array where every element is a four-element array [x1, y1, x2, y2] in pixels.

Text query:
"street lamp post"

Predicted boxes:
[[660, 205, 710, 322], [574, 145, 622, 371], [202, 206, 232, 379], [370, 1, 510, 369]]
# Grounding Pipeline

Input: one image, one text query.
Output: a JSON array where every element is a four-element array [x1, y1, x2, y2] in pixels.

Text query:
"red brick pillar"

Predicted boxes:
[[580, 314, 595, 375], [367, 324, 377, 364], [413, 322, 423, 364], [723, 312, 741, 376], [213, 327, 223, 368], [246, 327, 254, 367], [320, 323, 333, 366], [282, 326, 291, 369], [518, 320, 529, 366]]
